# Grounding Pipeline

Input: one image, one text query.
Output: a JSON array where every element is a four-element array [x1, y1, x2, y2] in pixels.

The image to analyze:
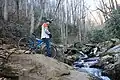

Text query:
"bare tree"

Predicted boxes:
[[19, 0, 22, 10], [111, 0, 115, 9], [14, 0, 20, 21], [35, 0, 46, 29], [25, 0, 28, 17], [114, 0, 118, 9], [4, 0, 8, 21], [30, 0, 34, 35]]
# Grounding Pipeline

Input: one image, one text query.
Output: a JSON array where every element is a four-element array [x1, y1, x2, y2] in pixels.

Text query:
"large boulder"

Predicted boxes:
[[98, 47, 120, 80], [4, 54, 90, 80], [97, 38, 120, 54], [102, 57, 120, 80]]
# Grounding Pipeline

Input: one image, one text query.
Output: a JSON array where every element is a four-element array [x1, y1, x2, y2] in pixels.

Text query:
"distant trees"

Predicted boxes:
[[105, 8, 120, 39], [88, 0, 120, 43], [96, 0, 119, 20], [1, 0, 106, 44]]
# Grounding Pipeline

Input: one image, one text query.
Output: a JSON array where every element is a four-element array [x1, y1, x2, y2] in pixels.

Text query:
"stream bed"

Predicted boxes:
[[73, 57, 111, 80]]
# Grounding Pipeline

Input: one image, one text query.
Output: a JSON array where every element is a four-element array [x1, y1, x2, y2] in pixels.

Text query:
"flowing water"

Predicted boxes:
[[73, 57, 111, 80]]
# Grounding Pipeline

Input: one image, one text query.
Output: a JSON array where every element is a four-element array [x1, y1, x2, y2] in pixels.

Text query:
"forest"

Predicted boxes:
[[0, 0, 120, 44], [0, 0, 120, 80]]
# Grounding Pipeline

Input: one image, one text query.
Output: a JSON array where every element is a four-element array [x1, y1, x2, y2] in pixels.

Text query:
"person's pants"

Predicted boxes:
[[42, 38, 51, 57]]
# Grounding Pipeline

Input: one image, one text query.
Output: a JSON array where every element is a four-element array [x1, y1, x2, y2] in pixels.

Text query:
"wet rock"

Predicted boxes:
[[97, 39, 120, 53], [99, 52, 120, 80], [103, 61, 120, 80], [101, 55, 113, 63], [110, 38, 120, 45], [91, 43, 120, 80], [64, 54, 79, 66], [73, 42, 83, 49], [64, 48, 82, 65], [107, 44, 120, 53], [97, 41, 115, 53]]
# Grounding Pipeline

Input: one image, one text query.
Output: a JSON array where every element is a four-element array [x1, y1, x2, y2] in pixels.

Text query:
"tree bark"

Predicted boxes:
[[30, 0, 34, 35], [111, 0, 115, 9], [19, 0, 22, 10], [78, 1, 82, 42], [35, 0, 44, 29], [4, 0, 8, 21], [15, 0, 19, 21], [114, 0, 118, 9], [81, 0, 86, 42], [25, 0, 28, 17], [65, 0, 68, 45]]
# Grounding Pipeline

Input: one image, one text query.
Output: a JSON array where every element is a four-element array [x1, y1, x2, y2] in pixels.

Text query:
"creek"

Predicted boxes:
[[73, 56, 111, 80]]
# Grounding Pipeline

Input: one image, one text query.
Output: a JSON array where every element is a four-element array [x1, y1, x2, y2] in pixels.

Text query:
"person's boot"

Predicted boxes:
[[47, 53, 51, 57]]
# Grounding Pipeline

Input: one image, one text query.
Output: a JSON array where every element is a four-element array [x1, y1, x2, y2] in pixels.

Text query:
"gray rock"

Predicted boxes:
[[107, 44, 120, 53], [7, 54, 90, 80]]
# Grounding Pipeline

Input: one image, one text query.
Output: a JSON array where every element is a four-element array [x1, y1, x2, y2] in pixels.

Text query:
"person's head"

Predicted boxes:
[[45, 19, 53, 24]]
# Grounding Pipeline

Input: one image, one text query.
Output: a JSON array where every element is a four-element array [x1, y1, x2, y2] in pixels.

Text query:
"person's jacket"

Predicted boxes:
[[41, 23, 50, 39]]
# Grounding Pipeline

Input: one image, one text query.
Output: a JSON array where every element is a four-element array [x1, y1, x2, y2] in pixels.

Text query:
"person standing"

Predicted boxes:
[[41, 19, 52, 57]]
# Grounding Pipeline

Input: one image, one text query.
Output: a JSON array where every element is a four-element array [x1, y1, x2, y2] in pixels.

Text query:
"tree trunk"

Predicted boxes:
[[111, 0, 115, 9], [78, 19, 82, 42], [35, 0, 44, 29], [81, 0, 86, 43], [30, 1, 34, 35], [25, 0, 28, 17], [4, 0, 8, 21], [61, 4, 66, 44], [78, 1, 82, 42], [101, 0, 108, 20], [15, 0, 19, 22], [65, 0, 68, 45], [19, 0, 22, 10], [109, 0, 112, 9], [114, 0, 118, 9]]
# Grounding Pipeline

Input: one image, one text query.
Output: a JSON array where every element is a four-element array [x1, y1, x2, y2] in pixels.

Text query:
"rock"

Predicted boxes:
[[63, 70, 89, 80], [9, 48, 17, 53], [73, 42, 83, 49], [0, 46, 4, 50], [97, 39, 120, 54], [17, 50, 26, 54], [7, 54, 90, 80], [2, 44, 15, 50], [110, 38, 120, 45], [101, 55, 113, 61], [24, 51, 31, 54], [98, 41, 115, 53], [103, 62, 120, 80], [99, 54, 120, 80], [0, 40, 2, 45], [64, 48, 86, 65], [0, 78, 7, 80], [107, 44, 120, 53]]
